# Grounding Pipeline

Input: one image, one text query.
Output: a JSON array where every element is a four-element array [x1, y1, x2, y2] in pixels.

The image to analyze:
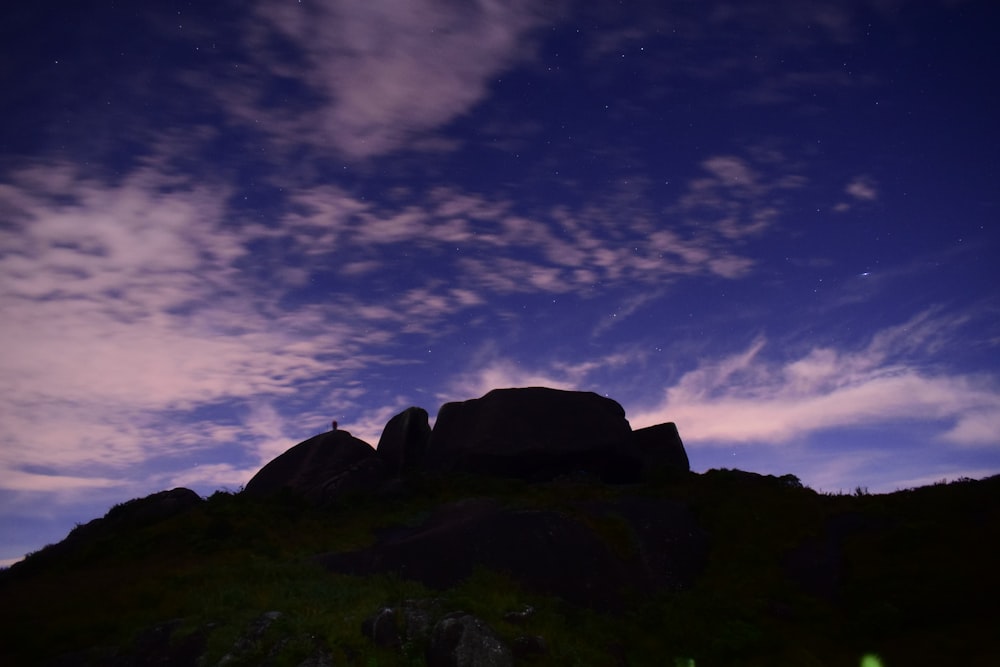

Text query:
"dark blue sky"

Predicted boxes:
[[2, 0, 999, 565]]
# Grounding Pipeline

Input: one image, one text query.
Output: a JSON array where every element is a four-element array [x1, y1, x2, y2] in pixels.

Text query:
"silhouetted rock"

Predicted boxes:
[[631, 422, 690, 476], [424, 387, 641, 482], [318, 494, 706, 611], [377, 406, 432, 476], [427, 612, 513, 667], [243, 429, 385, 503]]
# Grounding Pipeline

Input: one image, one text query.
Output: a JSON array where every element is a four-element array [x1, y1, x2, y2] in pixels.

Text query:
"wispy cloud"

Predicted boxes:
[[0, 161, 397, 494], [0, 138, 939, 506], [834, 175, 880, 212], [238, 0, 553, 158], [264, 152, 795, 300], [0, 469, 122, 493], [845, 176, 879, 202], [631, 311, 1000, 447], [438, 359, 578, 410]]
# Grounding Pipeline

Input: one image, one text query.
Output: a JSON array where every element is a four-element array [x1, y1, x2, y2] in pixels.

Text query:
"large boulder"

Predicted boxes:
[[362, 598, 445, 650], [631, 422, 690, 476], [377, 406, 432, 476], [427, 613, 513, 667], [318, 496, 707, 611], [243, 429, 385, 503], [423, 387, 640, 482]]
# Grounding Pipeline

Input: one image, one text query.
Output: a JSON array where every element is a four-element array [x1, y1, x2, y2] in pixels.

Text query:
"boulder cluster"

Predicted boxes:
[[244, 386, 689, 502], [11, 387, 696, 666], [236, 386, 700, 662]]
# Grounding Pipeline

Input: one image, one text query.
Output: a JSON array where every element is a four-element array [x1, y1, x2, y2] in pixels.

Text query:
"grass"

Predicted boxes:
[[1, 470, 998, 665]]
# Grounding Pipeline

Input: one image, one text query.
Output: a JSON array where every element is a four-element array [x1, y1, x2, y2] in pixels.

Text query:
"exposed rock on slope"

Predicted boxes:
[[317, 494, 708, 611]]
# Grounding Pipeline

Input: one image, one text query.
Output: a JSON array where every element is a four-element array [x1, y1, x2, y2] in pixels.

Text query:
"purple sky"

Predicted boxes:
[[2, 0, 999, 566]]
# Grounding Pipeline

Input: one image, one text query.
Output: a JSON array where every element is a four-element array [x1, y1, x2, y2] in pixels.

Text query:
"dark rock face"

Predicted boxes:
[[362, 598, 444, 651], [362, 600, 541, 665], [631, 422, 690, 475], [424, 387, 640, 482], [240, 386, 691, 493], [427, 613, 513, 667], [243, 430, 385, 503], [599, 497, 708, 590], [319, 495, 707, 611], [361, 600, 440, 649], [377, 406, 432, 475]]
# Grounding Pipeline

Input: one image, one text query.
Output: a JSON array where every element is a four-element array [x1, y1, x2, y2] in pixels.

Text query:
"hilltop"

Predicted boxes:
[[1, 388, 998, 666]]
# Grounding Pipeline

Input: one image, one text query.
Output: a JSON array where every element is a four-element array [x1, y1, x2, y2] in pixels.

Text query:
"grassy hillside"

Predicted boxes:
[[2, 470, 998, 666]]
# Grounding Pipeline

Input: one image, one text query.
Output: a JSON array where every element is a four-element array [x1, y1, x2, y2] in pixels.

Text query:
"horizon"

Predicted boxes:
[[2, 0, 999, 566], [2, 385, 996, 569]]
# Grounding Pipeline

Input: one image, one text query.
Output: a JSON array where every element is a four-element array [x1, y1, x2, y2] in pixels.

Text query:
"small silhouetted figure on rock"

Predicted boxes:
[[331, 420, 338, 431]]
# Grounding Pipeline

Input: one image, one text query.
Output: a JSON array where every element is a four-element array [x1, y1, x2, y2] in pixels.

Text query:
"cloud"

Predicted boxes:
[[246, 0, 553, 158], [631, 312, 1000, 447], [0, 140, 870, 505], [0, 162, 396, 492], [941, 410, 1000, 446], [262, 152, 794, 301], [0, 469, 122, 493], [835, 175, 880, 211], [438, 359, 578, 408], [0, 166, 246, 443], [846, 176, 879, 201]]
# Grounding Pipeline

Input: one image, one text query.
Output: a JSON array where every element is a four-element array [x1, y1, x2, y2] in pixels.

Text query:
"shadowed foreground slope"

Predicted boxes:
[[2, 470, 999, 665], [2, 388, 998, 665]]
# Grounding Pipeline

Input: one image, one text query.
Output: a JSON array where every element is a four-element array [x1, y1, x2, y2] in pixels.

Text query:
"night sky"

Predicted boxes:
[[2, 0, 999, 565]]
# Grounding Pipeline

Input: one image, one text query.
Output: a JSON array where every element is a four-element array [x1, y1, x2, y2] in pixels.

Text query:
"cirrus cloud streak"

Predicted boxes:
[[632, 313, 1000, 447]]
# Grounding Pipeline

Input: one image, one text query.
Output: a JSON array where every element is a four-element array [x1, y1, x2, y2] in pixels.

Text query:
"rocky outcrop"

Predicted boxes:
[[362, 600, 524, 667], [243, 429, 385, 503], [377, 406, 432, 476], [423, 387, 642, 483], [240, 387, 693, 502], [632, 422, 690, 475], [11, 461, 999, 666], [362, 599, 444, 650], [318, 495, 707, 611], [427, 612, 512, 667]]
